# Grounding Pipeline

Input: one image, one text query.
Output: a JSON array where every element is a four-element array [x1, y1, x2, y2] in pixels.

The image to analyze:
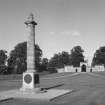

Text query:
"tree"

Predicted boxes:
[[61, 51, 71, 66], [39, 58, 49, 72], [92, 46, 105, 67], [0, 50, 8, 74], [48, 51, 71, 72], [70, 46, 84, 67], [48, 54, 60, 69], [7, 42, 42, 74]]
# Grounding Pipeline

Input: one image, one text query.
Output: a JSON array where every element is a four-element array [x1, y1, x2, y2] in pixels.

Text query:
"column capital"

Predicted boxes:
[[25, 13, 37, 26]]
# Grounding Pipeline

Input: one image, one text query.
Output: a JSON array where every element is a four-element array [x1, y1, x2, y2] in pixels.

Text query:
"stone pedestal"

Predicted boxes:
[[21, 71, 39, 90]]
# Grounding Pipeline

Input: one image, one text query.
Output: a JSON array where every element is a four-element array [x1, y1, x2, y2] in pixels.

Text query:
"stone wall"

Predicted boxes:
[[57, 65, 105, 73], [92, 65, 105, 72]]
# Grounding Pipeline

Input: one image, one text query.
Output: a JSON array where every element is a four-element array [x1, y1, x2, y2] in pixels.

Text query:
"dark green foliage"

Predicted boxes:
[[7, 42, 42, 74], [39, 58, 49, 72], [92, 46, 105, 67], [0, 50, 7, 65], [0, 50, 8, 74], [70, 46, 84, 67], [35, 44, 42, 70], [48, 51, 71, 70], [0, 65, 8, 74], [7, 42, 26, 74]]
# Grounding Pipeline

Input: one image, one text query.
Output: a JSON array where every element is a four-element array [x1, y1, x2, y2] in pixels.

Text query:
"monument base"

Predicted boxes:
[[0, 89, 72, 101], [20, 71, 40, 92]]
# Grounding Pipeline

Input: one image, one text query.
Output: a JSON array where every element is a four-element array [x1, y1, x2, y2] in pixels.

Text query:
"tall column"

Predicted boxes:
[[25, 13, 37, 72], [21, 13, 40, 91]]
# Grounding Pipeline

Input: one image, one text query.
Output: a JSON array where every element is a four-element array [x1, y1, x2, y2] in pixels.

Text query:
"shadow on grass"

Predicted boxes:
[[43, 83, 64, 90]]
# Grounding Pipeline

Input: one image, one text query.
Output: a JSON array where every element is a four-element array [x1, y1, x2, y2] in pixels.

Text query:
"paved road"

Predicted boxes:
[[52, 72, 105, 105], [39, 72, 105, 105], [1, 72, 105, 105]]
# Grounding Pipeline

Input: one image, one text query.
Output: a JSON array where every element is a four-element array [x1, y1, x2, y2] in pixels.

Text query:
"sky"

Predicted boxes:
[[0, 0, 105, 64]]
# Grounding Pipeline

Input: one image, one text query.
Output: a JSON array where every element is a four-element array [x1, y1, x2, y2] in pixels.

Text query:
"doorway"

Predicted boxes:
[[81, 64, 86, 72]]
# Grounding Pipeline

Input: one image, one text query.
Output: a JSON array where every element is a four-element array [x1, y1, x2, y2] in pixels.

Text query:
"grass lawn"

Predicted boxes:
[[0, 72, 105, 105]]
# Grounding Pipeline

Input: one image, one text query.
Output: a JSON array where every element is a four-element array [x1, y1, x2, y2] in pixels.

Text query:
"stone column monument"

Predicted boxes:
[[0, 13, 72, 101], [26, 13, 36, 73], [21, 13, 40, 91]]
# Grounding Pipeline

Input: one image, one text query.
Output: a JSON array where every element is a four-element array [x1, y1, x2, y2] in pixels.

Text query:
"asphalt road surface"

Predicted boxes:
[[1, 72, 105, 105]]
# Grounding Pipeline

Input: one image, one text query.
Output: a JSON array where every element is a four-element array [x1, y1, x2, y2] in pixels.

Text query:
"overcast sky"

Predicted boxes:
[[0, 0, 105, 63]]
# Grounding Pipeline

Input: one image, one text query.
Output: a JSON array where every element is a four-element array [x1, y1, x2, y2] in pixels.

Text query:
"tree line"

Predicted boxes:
[[0, 41, 105, 74]]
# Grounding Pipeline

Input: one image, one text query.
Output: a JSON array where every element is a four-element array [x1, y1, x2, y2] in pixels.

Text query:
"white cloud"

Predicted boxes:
[[60, 31, 71, 35], [49, 31, 55, 35], [49, 30, 81, 37], [72, 31, 80, 36], [60, 31, 80, 37]]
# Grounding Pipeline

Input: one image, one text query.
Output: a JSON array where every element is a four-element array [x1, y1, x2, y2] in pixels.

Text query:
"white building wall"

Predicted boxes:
[[57, 65, 105, 73], [57, 68, 65, 73], [64, 66, 75, 72], [92, 65, 105, 72]]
